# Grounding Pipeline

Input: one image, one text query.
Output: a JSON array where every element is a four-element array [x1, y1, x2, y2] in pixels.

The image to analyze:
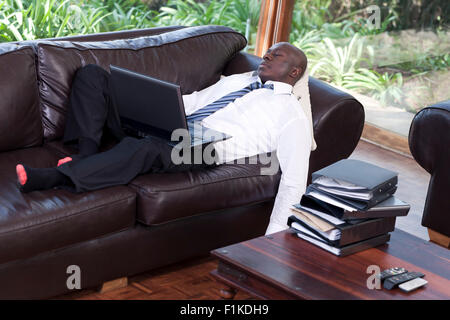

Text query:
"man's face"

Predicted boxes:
[[257, 43, 296, 84]]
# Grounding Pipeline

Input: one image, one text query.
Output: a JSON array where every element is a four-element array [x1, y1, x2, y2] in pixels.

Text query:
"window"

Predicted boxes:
[[290, 0, 449, 139]]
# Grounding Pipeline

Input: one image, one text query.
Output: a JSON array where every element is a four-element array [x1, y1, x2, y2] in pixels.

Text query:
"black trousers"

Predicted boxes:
[[58, 64, 211, 193]]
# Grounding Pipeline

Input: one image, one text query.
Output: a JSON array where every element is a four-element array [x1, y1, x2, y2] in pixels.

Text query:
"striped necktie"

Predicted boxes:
[[186, 81, 274, 122]]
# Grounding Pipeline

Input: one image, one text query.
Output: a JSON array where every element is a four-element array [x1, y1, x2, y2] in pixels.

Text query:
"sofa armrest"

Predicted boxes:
[[409, 101, 450, 173], [224, 52, 365, 182], [408, 100, 450, 236], [308, 78, 364, 180]]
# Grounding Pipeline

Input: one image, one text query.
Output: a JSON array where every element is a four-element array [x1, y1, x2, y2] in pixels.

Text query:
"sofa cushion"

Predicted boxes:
[[129, 161, 281, 226], [36, 25, 247, 141], [0, 146, 136, 264], [0, 44, 43, 152]]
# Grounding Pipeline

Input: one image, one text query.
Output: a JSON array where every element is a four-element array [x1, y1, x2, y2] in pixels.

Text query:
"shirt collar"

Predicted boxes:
[[251, 71, 293, 95], [264, 80, 293, 95]]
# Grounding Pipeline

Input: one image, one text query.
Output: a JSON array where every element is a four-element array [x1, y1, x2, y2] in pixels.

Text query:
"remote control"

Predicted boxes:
[[383, 271, 425, 290], [377, 267, 408, 281], [399, 278, 428, 292]]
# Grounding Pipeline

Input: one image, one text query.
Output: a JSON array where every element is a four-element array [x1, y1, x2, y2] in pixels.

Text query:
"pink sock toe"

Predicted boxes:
[[57, 157, 72, 167], [16, 164, 27, 186]]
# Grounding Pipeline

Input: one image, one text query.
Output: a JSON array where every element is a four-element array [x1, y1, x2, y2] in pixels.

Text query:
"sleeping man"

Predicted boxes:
[[15, 42, 312, 235]]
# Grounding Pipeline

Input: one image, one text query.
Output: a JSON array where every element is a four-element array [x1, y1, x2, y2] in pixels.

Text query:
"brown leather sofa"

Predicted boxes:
[[0, 25, 364, 299], [409, 100, 450, 247]]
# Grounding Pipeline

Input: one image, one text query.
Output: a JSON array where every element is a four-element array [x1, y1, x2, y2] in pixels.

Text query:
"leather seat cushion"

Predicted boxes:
[[0, 146, 136, 264], [129, 162, 281, 226]]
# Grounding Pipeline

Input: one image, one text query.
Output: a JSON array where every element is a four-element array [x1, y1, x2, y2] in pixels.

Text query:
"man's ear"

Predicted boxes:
[[289, 66, 303, 80]]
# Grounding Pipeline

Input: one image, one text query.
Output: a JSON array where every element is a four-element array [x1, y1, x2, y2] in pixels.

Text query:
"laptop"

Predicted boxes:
[[109, 65, 230, 148]]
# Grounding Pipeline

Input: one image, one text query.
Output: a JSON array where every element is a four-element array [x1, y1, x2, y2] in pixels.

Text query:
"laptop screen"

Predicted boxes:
[[109, 65, 188, 138]]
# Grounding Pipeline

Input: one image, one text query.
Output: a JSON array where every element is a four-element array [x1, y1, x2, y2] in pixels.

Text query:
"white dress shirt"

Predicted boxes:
[[182, 72, 312, 234]]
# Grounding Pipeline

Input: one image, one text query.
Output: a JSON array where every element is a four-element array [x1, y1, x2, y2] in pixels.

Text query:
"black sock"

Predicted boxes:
[[79, 137, 98, 157], [17, 165, 70, 193]]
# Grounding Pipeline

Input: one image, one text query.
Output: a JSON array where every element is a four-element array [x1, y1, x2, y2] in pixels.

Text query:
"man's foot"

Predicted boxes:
[[57, 157, 73, 166], [16, 164, 68, 193], [57, 138, 98, 166], [16, 164, 28, 186], [57, 154, 84, 167]]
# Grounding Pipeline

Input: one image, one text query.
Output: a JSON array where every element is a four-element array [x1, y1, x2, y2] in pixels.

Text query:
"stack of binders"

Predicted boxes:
[[288, 159, 410, 256]]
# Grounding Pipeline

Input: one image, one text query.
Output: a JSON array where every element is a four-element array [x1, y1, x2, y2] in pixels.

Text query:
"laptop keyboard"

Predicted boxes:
[[123, 122, 225, 146], [126, 127, 200, 145]]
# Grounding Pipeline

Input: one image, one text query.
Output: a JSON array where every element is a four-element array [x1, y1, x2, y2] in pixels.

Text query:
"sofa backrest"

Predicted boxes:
[[45, 26, 185, 42], [35, 25, 247, 141], [0, 44, 43, 152]]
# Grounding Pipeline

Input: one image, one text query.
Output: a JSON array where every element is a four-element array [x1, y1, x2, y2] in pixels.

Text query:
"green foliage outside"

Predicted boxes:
[[0, 0, 152, 40], [290, 0, 449, 111], [0, 0, 448, 112], [0, 0, 259, 42]]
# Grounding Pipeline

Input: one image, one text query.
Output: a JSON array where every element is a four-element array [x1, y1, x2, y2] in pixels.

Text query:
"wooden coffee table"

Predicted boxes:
[[210, 228, 450, 299]]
